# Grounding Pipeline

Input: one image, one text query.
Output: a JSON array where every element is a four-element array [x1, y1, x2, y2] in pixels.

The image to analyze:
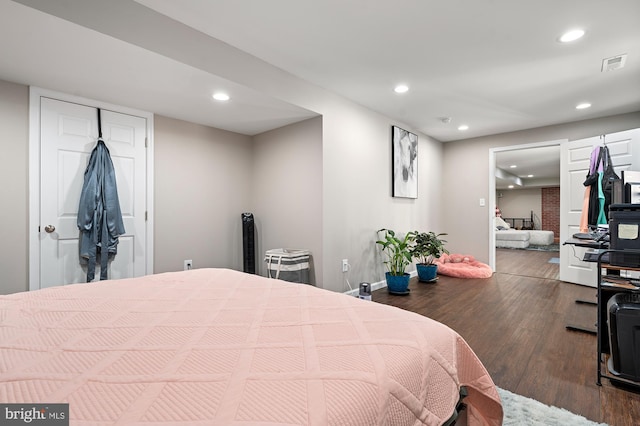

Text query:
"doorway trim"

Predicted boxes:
[[28, 87, 155, 291], [488, 139, 563, 270]]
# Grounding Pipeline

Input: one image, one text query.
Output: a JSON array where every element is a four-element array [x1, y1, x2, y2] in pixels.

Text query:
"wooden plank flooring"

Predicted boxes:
[[372, 248, 640, 426]]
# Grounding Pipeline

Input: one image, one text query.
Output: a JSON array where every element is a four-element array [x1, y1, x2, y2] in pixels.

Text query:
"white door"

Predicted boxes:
[[560, 129, 640, 286], [39, 97, 147, 287]]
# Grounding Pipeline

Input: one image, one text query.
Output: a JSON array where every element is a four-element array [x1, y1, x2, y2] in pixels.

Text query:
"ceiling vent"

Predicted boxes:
[[602, 54, 627, 72]]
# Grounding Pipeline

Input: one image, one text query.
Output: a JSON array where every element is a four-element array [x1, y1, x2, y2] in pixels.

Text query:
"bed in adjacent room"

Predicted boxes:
[[0, 268, 502, 425], [495, 216, 554, 249]]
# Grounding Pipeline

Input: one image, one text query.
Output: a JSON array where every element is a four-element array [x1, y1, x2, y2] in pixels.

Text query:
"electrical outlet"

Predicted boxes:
[[184, 259, 193, 271], [342, 259, 349, 273]]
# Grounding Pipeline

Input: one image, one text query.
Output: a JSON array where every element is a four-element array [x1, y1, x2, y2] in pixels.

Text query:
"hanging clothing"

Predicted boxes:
[[600, 146, 620, 214], [580, 146, 601, 230], [581, 145, 619, 230], [77, 121, 125, 281], [596, 170, 606, 225], [579, 186, 590, 233]]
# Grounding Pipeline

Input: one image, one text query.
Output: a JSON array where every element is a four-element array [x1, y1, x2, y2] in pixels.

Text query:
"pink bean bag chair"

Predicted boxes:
[[435, 253, 493, 279]]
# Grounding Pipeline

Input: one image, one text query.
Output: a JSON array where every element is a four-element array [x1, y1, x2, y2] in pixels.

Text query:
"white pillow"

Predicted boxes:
[[494, 216, 511, 230]]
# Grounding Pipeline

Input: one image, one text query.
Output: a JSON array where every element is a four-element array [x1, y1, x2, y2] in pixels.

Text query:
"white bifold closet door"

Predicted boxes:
[[39, 97, 147, 288]]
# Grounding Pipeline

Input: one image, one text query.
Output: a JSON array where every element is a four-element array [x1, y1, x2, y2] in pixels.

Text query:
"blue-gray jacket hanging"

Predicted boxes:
[[77, 109, 125, 281]]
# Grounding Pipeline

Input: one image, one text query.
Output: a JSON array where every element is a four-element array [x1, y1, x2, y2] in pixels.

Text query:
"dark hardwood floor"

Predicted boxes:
[[373, 248, 640, 426]]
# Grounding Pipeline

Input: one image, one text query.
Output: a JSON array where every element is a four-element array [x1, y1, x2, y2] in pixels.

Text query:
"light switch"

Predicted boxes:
[[479, 198, 486, 206]]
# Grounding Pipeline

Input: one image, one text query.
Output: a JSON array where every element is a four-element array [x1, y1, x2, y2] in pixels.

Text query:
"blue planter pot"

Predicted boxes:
[[416, 264, 438, 282], [385, 272, 410, 294]]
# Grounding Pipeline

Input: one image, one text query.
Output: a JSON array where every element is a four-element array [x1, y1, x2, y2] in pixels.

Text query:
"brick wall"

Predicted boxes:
[[541, 187, 560, 242]]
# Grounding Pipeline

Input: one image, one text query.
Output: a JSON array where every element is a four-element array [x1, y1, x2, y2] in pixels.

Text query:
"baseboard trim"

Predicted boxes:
[[343, 270, 417, 297]]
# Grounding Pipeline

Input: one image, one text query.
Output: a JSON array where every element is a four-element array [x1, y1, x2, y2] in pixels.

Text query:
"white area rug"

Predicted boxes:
[[498, 387, 608, 426]]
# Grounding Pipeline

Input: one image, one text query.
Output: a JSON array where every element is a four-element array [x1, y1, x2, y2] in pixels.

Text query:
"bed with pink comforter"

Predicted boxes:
[[0, 269, 502, 425]]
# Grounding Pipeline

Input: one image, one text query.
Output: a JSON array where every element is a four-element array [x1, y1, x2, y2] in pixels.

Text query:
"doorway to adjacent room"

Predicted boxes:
[[489, 140, 562, 274]]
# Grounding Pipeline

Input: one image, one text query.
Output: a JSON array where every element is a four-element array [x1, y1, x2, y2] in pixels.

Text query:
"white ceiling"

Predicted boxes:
[[495, 145, 560, 190], [0, 0, 318, 135], [3, 0, 639, 143], [139, 0, 640, 141]]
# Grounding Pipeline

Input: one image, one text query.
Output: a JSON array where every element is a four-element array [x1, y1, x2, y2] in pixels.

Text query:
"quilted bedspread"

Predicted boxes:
[[0, 269, 502, 425]]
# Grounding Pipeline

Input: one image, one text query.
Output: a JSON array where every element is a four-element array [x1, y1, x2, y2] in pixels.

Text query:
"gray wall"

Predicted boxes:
[[0, 80, 28, 294], [497, 188, 541, 227], [252, 117, 323, 286], [442, 111, 640, 263], [154, 115, 253, 273], [317, 104, 443, 292]]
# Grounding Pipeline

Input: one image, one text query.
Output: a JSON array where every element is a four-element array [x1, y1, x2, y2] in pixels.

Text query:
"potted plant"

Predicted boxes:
[[410, 231, 448, 282], [376, 228, 416, 294]]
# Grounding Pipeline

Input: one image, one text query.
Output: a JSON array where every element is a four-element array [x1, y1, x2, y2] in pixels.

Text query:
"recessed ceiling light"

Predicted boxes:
[[458, 124, 469, 131], [508, 185, 514, 189], [527, 174, 534, 178], [394, 85, 409, 94], [559, 29, 585, 43], [576, 102, 592, 110], [510, 165, 517, 169], [213, 93, 230, 101]]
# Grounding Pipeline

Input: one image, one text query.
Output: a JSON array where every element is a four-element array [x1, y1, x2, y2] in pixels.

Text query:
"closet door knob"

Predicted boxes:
[[44, 225, 56, 233]]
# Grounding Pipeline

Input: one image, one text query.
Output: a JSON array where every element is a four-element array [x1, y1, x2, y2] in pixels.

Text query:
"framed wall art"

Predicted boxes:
[[391, 125, 418, 198]]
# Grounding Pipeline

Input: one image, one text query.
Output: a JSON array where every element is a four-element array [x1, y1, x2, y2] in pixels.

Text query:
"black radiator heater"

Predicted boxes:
[[242, 213, 256, 274]]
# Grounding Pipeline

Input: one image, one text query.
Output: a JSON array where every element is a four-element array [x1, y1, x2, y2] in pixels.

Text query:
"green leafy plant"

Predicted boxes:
[[410, 231, 449, 265], [376, 228, 416, 276]]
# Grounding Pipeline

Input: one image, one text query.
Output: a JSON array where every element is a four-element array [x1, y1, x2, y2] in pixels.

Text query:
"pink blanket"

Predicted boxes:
[[0, 269, 502, 425]]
